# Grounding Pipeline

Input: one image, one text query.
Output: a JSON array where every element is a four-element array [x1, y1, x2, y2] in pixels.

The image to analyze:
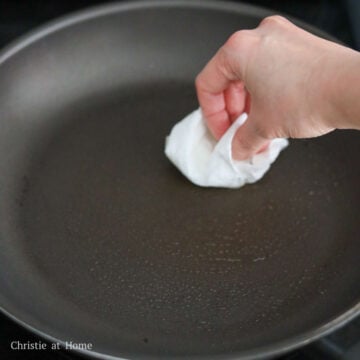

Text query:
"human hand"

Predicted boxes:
[[195, 16, 360, 160]]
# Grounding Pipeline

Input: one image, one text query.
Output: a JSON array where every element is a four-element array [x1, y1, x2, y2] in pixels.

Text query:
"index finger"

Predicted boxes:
[[195, 31, 250, 139]]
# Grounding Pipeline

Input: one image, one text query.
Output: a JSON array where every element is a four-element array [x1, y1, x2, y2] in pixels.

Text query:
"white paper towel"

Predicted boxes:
[[165, 108, 289, 188]]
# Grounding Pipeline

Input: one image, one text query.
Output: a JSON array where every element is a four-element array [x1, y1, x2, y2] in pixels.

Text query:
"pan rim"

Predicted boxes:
[[0, 0, 338, 66], [0, 0, 358, 359]]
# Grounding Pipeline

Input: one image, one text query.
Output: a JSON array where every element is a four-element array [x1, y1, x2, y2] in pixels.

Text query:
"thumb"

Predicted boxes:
[[232, 112, 270, 161]]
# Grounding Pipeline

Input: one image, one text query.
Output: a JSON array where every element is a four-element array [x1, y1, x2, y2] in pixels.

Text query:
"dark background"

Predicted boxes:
[[0, 1, 359, 359], [0, 0, 359, 50]]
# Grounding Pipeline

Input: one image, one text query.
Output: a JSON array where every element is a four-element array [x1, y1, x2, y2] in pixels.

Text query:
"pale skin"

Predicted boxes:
[[195, 15, 360, 160]]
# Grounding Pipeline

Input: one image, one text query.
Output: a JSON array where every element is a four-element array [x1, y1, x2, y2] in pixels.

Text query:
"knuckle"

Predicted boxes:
[[225, 30, 252, 50], [216, 47, 238, 81], [260, 15, 288, 28]]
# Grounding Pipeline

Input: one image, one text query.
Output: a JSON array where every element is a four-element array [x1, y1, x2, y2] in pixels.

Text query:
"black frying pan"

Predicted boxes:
[[0, 1, 359, 359]]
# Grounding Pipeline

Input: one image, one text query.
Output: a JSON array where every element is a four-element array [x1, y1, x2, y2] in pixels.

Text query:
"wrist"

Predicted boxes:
[[326, 47, 360, 130]]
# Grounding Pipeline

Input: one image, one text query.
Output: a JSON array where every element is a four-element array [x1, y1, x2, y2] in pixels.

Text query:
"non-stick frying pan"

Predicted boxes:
[[0, 1, 359, 359]]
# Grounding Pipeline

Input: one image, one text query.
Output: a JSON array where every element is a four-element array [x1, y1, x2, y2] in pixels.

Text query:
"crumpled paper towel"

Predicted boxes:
[[165, 108, 288, 188]]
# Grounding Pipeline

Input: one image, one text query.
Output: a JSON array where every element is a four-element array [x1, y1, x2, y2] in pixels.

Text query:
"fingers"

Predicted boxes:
[[232, 112, 270, 161], [195, 50, 233, 139], [224, 81, 247, 122], [195, 30, 253, 139]]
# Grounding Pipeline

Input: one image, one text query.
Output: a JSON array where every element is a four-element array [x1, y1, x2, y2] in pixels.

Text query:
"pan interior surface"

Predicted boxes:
[[0, 2, 359, 359]]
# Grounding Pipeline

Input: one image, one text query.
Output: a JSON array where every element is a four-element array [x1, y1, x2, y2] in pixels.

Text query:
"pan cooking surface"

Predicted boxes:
[[0, 2, 359, 359], [15, 85, 360, 357]]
